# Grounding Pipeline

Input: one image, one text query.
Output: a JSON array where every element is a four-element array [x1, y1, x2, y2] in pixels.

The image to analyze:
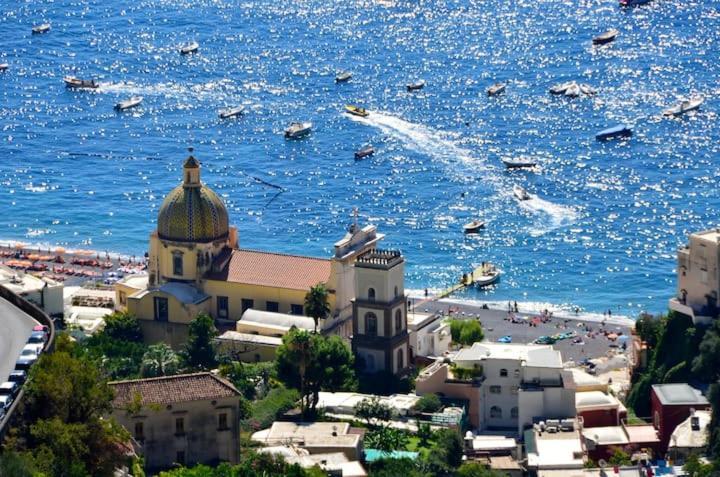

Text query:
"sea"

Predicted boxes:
[[1, 0, 719, 320]]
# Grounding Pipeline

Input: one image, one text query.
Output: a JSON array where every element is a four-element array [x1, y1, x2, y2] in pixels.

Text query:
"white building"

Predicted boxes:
[[407, 311, 451, 358], [0, 265, 63, 315], [668, 409, 712, 460]]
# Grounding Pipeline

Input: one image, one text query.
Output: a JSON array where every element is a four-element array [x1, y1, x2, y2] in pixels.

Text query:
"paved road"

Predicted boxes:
[[0, 297, 39, 383]]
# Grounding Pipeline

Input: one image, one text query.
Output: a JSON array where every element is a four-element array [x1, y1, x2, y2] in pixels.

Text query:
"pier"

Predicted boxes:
[[414, 262, 499, 307]]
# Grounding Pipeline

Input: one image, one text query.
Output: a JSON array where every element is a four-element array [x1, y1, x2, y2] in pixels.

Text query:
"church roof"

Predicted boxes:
[[110, 372, 239, 408], [205, 248, 331, 291]]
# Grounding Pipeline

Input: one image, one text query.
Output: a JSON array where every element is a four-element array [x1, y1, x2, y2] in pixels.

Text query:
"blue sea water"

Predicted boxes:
[[1, 0, 719, 318]]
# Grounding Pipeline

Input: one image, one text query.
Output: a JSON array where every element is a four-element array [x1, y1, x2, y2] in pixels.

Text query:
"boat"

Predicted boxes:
[[354, 145, 375, 160], [593, 29, 619, 45], [513, 185, 531, 201], [219, 106, 245, 119], [487, 83, 506, 96], [579, 84, 597, 96], [32, 23, 51, 34], [549, 81, 574, 95], [502, 157, 537, 169], [179, 41, 199, 55], [406, 80, 425, 91], [595, 124, 632, 141], [115, 96, 143, 111], [345, 105, 369, 117], [474, 264, 500, 287], [662, 98, 703, 117], [63, 76, 99, 89], [564, 82, 581, 97], [284, 122, 312, 139], [463, 220, 485, 234], [620, 0, 651, 6], [335, 72, 352, 83], [0, 63, 8, 72]]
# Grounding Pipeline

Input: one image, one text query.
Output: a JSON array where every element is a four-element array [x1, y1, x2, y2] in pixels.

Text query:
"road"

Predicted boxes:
[[0, 297, 39, 384]]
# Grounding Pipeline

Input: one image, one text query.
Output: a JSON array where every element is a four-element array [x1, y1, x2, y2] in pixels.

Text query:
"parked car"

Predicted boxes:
[[497, 335, 512, 343], [27, 331, 47, 344], [22, 343, 42, 357], [0, 407, 5, 422], [534, 335, 556, 345], [14, 357, 34, 371], [32, 325, 48, 333], [0, 381, 19, 399], [8, 370, 27, 385], [0, 395, 12, 411]]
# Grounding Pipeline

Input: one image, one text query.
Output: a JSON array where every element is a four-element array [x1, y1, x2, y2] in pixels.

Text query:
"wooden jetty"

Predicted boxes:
[[413, 263, 500, 309]]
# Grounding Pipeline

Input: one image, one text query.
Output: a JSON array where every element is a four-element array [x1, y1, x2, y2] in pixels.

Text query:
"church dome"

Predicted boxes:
[[157, 153, 229, 243]]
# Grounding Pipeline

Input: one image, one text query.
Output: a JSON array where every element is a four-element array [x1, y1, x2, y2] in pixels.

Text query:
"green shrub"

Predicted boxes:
[[413, 394, 442, 413]]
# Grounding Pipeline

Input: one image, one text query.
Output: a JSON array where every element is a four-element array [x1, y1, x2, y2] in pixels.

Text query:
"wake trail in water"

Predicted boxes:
[[518, 195, 579, 235]]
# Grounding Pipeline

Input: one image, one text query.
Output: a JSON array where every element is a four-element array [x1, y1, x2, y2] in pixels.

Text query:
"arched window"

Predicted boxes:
[[368, 288, 376, 301], [511, 407, 518, 418], [490, 406, 502, 419], [394, 286, 398, 297], [365, 313, 377, 336], [397, 348, 404, 371], [395, 309, 402, 332], [500, 369, 508, 378]]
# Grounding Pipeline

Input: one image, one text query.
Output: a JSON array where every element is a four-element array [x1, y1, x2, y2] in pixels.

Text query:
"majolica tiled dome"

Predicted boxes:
[[157, 154, 229, 243]]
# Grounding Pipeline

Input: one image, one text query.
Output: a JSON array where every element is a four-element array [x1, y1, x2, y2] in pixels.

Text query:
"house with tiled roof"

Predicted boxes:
[[109, 372, 241, 473]]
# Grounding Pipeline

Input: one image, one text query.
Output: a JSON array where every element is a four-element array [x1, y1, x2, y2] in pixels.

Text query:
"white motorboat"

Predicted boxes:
[[219, 106, 245, 119], [502, 157, 537, 169], [115, 96, 143, 111], [32, 23, 51, 34], [179, 41, 199, 55], [474, 264, 500, 287], [593, 29, 619, 45], [406, 80, 425, 91], [63, 76, 99, 89], [564, 82, 581, 97], [463, 220, 485, 234], [0, 63, 8, 72], [663, 97, 703, 117], [549, 81, 574, 95], [513, 185, 531, 201], [335, 71, 352, 83], [487, 82, 506, 96], [284, 122, 312, 139]]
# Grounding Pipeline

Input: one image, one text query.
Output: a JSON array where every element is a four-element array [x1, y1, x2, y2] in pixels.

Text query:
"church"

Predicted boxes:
[[115, 151, 409, 375]]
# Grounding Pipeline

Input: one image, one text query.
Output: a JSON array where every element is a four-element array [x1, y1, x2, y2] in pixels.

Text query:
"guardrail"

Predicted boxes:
[[0, 284, 56, 439]]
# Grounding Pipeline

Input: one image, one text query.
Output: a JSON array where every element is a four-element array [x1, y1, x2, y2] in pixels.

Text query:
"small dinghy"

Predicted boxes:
[[219, 106, 245, 119], [564, 82, 581, 97], [335, 71, 352, 83], [663, 98, 703, 117], [549, 81, 574, 95], [463, 220, 485, 234], [502, 157, 537, 169], [406, 80, 425, 91], [345, 105, 369, 117], [474, 264, 500, 287], [593, 29, 619, 45], [179, 41, 199, 55], [32, 23, 51, 34], [115, 96, 143, 111], [354, 145, 375, 160], [487, 83, 506, 96], [595, 124, 632, 141], [63, 76, 99, 89], [284, 122, 312, 139], [0, 63, 8, 72], [513, 185, 531, 201]]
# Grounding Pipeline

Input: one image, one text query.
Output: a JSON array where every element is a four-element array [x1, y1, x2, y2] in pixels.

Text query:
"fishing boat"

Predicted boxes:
[[564, 82, 581, 98], [513, 185, 531, 201], [463, 220, 485, 234], [32, 23, 51, 34], [487, 83, 506, 96], [593, 29, 619, 45], [63, 76, 99, 89], [354, 145, 375, 160], [284, 122, 312, 139], [219, 106, 245, 119], [549, 81, 574, 95], [502, 157, 537, 169], [406, 80, 425, 91], [345, 105, 369, 117], [0, 63, 8, 72], [662, 98, 703, 117], [474, 264, 500, 287], [179, 41, 199, 55], [595, 124, 632, 141], [335, 71, 352, 83], [115, 96, 143, 111]]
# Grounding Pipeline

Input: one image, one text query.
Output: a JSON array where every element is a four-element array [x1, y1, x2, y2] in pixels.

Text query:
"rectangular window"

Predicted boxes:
[[176, 451, 185, 465], [154, 297, 168, 322], [217, 296, 229, 319], [489, 386, 501, 394], [266, 301, 279, 312], [511, 386, 519, 395], [175, 417, 185, 435], [290, 304, 304, 315], [173, 254, 183, 276], [134, 422, 144, 440], [241, 299, 254, 314], [218, 413, 228, 430]]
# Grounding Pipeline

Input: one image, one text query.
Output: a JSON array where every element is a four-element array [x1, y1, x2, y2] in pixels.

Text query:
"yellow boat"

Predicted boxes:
[[345, 105, 369, 117]]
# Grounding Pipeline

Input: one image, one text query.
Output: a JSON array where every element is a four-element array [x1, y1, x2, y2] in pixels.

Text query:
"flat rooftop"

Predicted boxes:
[[652, 383, 709, 406], [455, 342, 563, 368], [692, 228, 720, 243]]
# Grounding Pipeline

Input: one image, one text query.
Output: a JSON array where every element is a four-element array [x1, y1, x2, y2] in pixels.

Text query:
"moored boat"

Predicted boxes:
[[579, 84, 597, 96], [354, 145, 375, 160], [63, 76, 99, 89], [620, 0, 651, 6], [284, 122, 312, 139], [502, 157, 537, 169], [487, 82, 506, 96], [335, 71, 352, 83], [593, 29, 619, 45], [115, 96, 143, 111], [549, 81, 574, 95], [564, 82, 581, 97], [219, 106, 245, 119], [345, 105, 369, 117], [513, 185, 531, 201], [662, 98, 703, 117], [406, 80, 425, 91], [474, 264, 500, 287], [0, 63, 8, 72], [179, 41, 199, 55], [595, 124, 632, 141], [32, 23, 51, 34], [463, 220, 485, 234]]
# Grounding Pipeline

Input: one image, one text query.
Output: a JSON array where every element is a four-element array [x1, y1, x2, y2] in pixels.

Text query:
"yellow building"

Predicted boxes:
[[115, 151, 383, 347]]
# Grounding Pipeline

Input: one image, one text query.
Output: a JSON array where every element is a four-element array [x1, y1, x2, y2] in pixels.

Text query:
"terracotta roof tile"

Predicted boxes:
[[109, 372, 239, 408], [205, 248, 331, 291]]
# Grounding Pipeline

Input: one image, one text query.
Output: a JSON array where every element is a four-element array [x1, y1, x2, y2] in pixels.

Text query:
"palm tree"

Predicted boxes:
[[304, 283, 330, 333], [141, 343, 180, 378]]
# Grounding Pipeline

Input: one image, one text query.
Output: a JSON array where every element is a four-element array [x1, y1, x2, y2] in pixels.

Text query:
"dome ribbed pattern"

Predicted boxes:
[[157, 180, 229, 243]]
